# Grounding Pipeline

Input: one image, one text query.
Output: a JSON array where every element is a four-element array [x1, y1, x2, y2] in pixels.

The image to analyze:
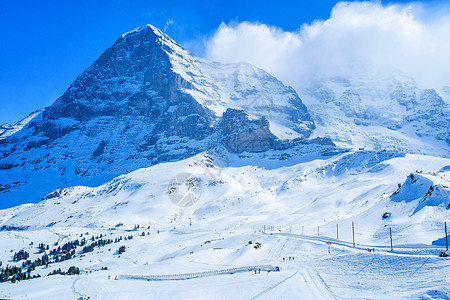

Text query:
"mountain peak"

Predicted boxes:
[[121, 24, 163, 38], [119, 24, 184, 55]]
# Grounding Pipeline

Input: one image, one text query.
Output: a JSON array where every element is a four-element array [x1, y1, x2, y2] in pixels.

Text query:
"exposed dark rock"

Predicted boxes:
[[220, 109, 277, 153]]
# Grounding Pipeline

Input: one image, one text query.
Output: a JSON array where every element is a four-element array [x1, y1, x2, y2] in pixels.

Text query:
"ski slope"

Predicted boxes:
[[1, 227, 449, 299]]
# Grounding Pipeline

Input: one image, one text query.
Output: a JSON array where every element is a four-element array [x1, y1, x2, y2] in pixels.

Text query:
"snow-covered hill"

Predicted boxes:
[[2, 150, 448, 246]]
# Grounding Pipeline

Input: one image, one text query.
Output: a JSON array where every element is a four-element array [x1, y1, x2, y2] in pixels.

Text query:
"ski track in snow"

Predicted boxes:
[[301, 267, 338, 300], [355, 256, 377, 275], [71, 277, 84, 298], [408, 257, 430, 278], [249, 270, 299, 299], [249, 267, 337, 300]]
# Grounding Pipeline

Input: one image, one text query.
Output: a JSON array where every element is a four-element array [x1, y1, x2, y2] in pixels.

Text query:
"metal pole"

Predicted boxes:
[[318, 226, 320, 237], [352, 222, 355, 248], [390, 227, 393, 251], [336, 224, 339, 240], [445, 222, 448, 251]]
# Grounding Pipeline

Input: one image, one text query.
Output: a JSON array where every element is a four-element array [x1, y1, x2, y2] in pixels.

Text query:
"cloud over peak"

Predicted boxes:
[[205, 1, 450, 89]]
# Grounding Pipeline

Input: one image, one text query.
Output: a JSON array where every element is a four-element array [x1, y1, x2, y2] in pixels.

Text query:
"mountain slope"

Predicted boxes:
[[0, 110, 43, 140], [300, 74, 450, 156], [1, 151, 449, 246]]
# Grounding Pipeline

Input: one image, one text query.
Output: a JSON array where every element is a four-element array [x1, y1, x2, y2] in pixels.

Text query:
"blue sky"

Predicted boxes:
[[0, 0, 438, 124]]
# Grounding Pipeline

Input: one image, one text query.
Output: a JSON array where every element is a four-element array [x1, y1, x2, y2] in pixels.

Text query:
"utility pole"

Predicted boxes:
[[290, 226, 291, 234], [389, 227, 393, 251], [445, 222, 448, 251], [352, 222, 355, 248], [264, 225, 266, 233], [318, 226, 320, 237], [336, 224, 339, 240], [302, 226, 304, 235]]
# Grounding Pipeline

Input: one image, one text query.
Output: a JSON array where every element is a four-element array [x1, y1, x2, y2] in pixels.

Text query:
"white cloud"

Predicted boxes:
[[164, 19, 174, 32], [204, 1, 450, 89]]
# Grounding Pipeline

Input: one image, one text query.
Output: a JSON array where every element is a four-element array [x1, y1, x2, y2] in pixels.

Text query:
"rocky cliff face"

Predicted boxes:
[[220, 109, 277, 153], [0, 25, 319, 208]]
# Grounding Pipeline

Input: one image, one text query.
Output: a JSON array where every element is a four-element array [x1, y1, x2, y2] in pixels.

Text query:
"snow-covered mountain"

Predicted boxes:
[[300, 74, 450, 156], [0, 25, 327, 209], [1, 24, 450, 299]]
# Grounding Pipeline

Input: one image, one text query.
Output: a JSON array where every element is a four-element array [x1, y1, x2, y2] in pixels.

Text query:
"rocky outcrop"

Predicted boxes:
[[220, 109, 277, 153]]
